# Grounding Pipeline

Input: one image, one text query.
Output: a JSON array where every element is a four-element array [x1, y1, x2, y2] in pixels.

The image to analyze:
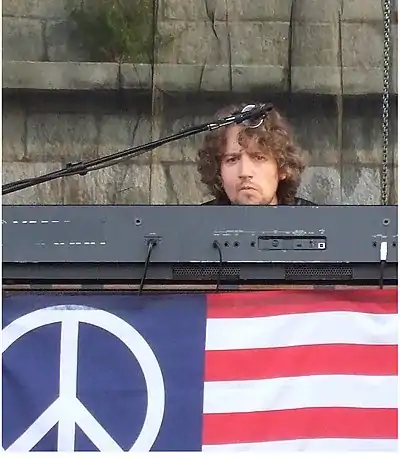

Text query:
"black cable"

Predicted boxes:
[[212, 240, 223, 292], [138, 240, 157, 296], [379, 260, 385, 289]]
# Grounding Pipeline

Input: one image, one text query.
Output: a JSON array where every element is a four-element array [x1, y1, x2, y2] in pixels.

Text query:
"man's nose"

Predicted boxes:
[[238, 155, 254, 178]]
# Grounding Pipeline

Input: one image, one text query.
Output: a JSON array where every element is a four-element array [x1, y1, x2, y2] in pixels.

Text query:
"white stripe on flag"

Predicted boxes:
[[203, 374, 398, 414], [205, 311, 397, 350], [202, 438, 398, 452]]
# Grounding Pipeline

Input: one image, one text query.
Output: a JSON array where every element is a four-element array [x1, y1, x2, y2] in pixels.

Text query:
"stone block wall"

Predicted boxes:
[[3, 90, 397, 205], [2, 0, 398, 205]]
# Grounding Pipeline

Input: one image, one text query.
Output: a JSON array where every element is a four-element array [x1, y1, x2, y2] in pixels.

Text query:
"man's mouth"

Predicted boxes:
[[239, 186, 256, 191]]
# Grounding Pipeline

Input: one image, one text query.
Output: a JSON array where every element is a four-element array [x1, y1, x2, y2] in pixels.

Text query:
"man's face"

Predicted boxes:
[[220, 125, 282, 205]]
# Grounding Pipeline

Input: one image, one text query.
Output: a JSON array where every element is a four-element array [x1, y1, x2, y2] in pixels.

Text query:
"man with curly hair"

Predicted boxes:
[[197, 103, 315, 206]]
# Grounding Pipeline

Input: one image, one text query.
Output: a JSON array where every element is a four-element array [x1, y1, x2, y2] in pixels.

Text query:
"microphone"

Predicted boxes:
[[233, 103, 274, 128]]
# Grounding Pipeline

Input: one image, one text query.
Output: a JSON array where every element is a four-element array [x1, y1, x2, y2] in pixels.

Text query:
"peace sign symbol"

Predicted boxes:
[[2, 305, 165, 452]]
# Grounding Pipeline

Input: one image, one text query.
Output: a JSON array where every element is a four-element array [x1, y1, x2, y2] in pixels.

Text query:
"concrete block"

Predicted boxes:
[[149, 127, 204, 163], [231, 65, 286, 92], [228, 22, 263, 64], [2, 162, 64, 205], [342, 109, 388, 166], [342, 67, 398, 94], [161, 0, 293, 21], [63, 164, 151, 204], [341, 166, 381, 204], [342, 0, 383, 22], [391, 167, 398, 204], [391, 63, 398, 94], [150, 143, 199, 164], [291, 66, 341, 94], [292, 0, 342, 22], [161, 0, 209, 21], [2, 107, 26, 161], [153, 64, 232, 92], [97, 114, 152, 164], [292, 23, 339, 66], [341, 23, 384, 67], [45, 20, 88, 62], [230, 22, 290, 65], [150, 162, 209, 204], [290, 101, 341, 166], [120, 63, 152, 90], [27, 113, 98, 162], [391, 25, 398, 92], [392, 120, 398, 166], [3, 61, 120, 91], [2, 0, 77, 18], [224, 0, 292, 21], [298, 166, 341, 204], [156, 21, 229, 64], [3, 17, 45, 61]]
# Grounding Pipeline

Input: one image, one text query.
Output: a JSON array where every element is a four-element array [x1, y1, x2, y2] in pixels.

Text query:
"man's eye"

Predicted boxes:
[[226, 156, 237, 163], [255, 154, 266, 161]]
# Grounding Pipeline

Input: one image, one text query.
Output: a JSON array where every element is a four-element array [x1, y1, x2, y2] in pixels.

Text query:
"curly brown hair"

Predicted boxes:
[[197, 103, 306, 204]]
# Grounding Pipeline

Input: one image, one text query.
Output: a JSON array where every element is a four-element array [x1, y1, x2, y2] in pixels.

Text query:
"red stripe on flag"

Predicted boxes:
[[202, 407, 398, 445], [205, 344, 398, 381], [206, 290, 398, 319]]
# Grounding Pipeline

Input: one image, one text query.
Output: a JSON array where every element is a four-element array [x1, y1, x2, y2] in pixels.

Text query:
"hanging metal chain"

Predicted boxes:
[[381, 0, 392, 205]]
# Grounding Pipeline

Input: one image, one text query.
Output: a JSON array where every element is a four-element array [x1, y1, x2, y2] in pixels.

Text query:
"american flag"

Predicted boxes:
[[2, 289, 398, 452], [202, 289, 398, 452]]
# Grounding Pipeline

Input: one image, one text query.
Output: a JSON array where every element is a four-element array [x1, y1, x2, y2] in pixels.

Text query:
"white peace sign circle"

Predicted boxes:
[[2, 305, 165, 452]]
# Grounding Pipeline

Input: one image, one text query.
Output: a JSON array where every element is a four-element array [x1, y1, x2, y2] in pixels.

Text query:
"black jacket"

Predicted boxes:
[[201, 196, 316, 206]]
